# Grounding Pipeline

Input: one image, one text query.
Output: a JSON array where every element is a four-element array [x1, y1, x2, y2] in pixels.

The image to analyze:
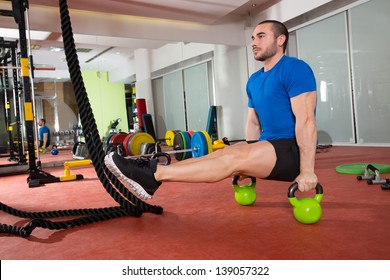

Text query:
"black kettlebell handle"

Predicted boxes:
[[232, 176, 256, 186], [151, 152, 171, 166], [287, 182, 323, 198]]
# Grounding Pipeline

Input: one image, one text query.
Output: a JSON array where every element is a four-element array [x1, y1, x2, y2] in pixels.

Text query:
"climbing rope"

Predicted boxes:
[[0, 0, 163, 238]]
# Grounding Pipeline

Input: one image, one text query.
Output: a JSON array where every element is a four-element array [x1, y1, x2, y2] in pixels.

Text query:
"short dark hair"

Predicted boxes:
[[40, 118, 46, 124], [258, 20, 289, 53]]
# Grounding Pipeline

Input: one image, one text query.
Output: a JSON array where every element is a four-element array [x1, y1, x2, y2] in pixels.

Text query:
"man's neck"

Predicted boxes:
[[263, 53, 284, 72]]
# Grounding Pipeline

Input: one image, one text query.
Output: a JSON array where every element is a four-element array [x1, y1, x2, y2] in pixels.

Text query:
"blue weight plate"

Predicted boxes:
[[191, 131, 208, 158], [182, 131, 192, 160], [105, 133, 115, 145]]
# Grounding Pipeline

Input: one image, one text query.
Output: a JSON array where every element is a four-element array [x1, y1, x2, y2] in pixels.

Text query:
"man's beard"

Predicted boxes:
[[255, 44, 277, 62]]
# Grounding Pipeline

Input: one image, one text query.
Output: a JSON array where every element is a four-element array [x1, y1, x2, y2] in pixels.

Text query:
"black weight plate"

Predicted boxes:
[[173, 131, 185, 161]]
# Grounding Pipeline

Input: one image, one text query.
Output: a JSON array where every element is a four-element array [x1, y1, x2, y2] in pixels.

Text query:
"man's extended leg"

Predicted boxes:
[[154, 141, 276, 182], [105, 141, 277, 200]]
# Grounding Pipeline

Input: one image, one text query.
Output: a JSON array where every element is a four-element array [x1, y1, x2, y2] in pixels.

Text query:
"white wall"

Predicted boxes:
[[151, 42, 215, 72]]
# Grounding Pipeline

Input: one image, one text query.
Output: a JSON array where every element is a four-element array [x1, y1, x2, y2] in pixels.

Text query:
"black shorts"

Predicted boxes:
[[265, 138, 300, 182]]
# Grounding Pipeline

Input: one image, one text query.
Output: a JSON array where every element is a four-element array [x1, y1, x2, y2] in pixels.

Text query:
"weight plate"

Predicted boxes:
[[201, 130, 213, 154], [191, 131, 208, 158], [182, 131, 192, 160], [187, 130, 196, 138], [109, 132, 128, 145], [165, 130, 178, 147], [105, 133, 115, 145], [336, 163, 390, 174], [122, 133, 135, 156], [175, 131, 192, 160], [173, 132, 186, 161], [129, 132, 155, 156], [174, 131, 191, 160]]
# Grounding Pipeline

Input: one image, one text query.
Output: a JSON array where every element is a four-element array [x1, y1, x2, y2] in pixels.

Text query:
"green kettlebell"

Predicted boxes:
[[232, 176, 257, 206], [287, 183, 323, 224]]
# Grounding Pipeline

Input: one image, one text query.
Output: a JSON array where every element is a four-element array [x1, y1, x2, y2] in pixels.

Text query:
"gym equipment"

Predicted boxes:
[[104, 132, 155, 157], [232, 176, 257, 206], [108, 118, 121, 134], [381, 183, 390, 190], [136, 99, 147, 130], [357, 164, 390, 185], [336, 163, 390, 175], [107, 132, 128, 147], [125, 132, 155, 156], [109, 130, 226, 160], [50, 145, 59, 155], [0, 0, 163, 238], [61, 159, 91, 181], [140, 142, 162, 155], [191, 130, 211, 157], [0, 38, 26, 166], [288, 183, 323, 224], [165, 130, 177, 147], [104, 130, 227, 164], [72, 141, 89, 159], [356, 164, 390, 190], [173, 131, 193, 161], [142, 114, 157, 141], [159, 130, 226, 159], [206, 105, 217, 140]]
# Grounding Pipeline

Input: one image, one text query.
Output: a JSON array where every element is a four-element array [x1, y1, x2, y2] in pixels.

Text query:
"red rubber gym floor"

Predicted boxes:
[[0, 145, 389, 260]]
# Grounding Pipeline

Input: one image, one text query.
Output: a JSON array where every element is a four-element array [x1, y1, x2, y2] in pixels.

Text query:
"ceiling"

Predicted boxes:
[[0, 0, 278, 79]]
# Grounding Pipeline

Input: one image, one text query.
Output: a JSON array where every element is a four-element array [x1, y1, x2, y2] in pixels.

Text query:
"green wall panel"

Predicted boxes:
[[81, 71, 128, 139]]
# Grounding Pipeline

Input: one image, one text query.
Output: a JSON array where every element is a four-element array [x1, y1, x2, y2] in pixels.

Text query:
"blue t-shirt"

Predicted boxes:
[[39, 125, 51, 146], [246, 55, 316, 141]]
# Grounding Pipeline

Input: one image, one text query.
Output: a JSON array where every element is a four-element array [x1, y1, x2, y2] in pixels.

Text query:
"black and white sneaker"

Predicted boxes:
[[104, 151, 161, 200]]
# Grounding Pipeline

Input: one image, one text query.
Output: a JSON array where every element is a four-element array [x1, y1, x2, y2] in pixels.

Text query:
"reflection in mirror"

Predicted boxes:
[[34, 79, 79, 163]]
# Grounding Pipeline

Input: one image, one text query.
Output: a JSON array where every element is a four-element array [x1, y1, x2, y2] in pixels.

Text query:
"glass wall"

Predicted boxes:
[[296, 13, 353, 144], [293, 0, 390, 145], [349, 0, 390, 144], [163, 71, 186, 131], [154, 61, 212, 136], [183, 62, 211, 131]]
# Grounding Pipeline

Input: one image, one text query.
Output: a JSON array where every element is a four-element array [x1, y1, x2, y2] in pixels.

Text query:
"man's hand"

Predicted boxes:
[[294, 171, 318, 192]]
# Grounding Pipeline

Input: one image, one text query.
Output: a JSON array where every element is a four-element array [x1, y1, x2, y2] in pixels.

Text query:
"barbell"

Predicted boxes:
[[103, 130, 227, 160], [104, 132, 156, 156], [171, 130, 227, 160], [163, 129, 192, 147]]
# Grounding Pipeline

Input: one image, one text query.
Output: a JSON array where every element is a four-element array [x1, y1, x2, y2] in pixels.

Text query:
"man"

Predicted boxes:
[[105, 20, 318, 201], [38, 118, 51, 149]]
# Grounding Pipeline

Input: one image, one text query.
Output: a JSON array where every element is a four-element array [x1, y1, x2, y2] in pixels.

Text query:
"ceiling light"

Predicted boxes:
[[76, 48, 93, 53], [0, 28, 50, 40], [30, 44, 41, 50], [49, 46, 64, 52]]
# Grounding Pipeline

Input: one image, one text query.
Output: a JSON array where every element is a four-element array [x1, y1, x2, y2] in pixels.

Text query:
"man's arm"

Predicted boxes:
[[245, 108, 261, 141], [291, 91, 318, 192], [42, 132, 48, 147]]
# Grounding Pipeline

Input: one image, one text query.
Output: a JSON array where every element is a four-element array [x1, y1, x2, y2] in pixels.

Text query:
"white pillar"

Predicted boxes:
[[134, 48, 154, 120]]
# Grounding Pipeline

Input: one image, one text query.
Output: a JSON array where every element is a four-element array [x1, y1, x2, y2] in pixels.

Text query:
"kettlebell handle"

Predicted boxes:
[[287, 182, 323, 198], [151, 152, 171, 166], [232, 176, 256, 186]]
